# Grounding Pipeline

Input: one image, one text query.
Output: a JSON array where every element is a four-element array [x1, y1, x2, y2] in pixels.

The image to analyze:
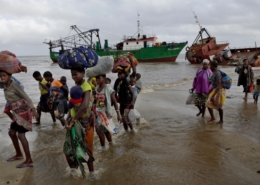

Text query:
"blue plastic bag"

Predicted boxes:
[[58, 47, 98, 69], [219, 70, 232, 89]]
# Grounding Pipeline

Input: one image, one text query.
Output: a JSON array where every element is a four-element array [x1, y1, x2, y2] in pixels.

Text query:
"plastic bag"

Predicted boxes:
[[249, 83, 254, 93], [86, 56, 113, 77], [186, 93, 196, 105], [128, 109, 141, 123], [0, 53, 21, 74], [57, 47, 98, 69]]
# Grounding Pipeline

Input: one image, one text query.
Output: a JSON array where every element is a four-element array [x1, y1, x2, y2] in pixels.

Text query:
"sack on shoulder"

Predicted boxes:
[[219, 70, 232, 89]]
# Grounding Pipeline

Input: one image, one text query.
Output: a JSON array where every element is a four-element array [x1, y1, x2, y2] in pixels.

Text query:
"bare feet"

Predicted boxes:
[[16, 162, 33, 168], [217, 120, 223, 124], [196, 112, 202, 117], [243, 97, 247, 100], [207, 118, 215, 123]]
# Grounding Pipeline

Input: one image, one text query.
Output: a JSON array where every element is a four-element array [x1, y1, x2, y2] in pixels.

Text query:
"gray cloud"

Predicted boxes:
[[0, 0, 260, 56]]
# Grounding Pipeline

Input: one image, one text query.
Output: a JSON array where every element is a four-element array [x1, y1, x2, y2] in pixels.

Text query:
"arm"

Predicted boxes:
[[111, 91, 122, 122], [250, 67, 254, 84], [128, 85, 135, 109], [211, 79, 221, 98], [128, 56, 136, 78], [39, 83, 49, 91], [60, 85, 68, 98]]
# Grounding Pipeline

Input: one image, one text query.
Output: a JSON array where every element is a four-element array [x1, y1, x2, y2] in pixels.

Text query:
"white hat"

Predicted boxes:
[[202, 59, 210, 64]]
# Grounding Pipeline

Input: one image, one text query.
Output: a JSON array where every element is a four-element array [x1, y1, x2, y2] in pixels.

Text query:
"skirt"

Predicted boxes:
[[206, 88, 226, 109]]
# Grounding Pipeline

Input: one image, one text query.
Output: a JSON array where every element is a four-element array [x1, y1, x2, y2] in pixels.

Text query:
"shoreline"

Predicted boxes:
[[1, 73, 260, 184]]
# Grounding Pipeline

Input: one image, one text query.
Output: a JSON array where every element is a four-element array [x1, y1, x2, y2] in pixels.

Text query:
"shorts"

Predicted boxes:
[[10, 122, 29, 133], [253, 92, 260, 96]]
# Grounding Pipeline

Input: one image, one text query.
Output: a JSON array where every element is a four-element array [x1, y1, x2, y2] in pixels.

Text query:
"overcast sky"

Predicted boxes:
[[1, 0, 260, 56]]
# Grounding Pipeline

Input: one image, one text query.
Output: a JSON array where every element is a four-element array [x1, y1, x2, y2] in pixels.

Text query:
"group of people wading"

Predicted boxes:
[[191, 58, 255, 124], [0, 55, 142, 179]]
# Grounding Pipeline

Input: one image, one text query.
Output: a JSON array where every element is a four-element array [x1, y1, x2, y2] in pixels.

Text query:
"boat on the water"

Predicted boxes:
[[185, 13, 260, 66], [44, 16, 187, 63]]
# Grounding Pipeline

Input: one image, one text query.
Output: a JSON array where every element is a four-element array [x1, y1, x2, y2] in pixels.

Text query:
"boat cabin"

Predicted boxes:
[[122, 36, 157, 50]]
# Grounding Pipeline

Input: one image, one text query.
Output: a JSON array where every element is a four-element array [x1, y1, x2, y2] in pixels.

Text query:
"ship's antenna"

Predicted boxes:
[[137, 12, 141, 38], [192, 10, 203, 31]]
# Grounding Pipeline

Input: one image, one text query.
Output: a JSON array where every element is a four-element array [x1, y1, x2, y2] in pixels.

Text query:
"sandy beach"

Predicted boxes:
[[1, 59, 260, 184]]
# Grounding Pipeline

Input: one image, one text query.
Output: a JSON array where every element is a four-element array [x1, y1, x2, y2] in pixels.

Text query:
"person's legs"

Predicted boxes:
[[96, 129, 105, 147], [34, 110, 41, 125], [201, 105, 206, 117], [104, 131, 112, 143], [50, 111, 56, 122], [256, 95, 259, 103], [17, 132, 33, 164], [8, 128, 23, 160], [207, 108, 215, 122], [217, 108, 223, 124]]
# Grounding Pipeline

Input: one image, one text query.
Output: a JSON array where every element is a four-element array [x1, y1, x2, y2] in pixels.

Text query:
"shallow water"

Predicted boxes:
[[1, 55, 260, 184]]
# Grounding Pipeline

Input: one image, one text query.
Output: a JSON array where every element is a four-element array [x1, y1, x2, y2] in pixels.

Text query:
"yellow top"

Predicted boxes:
[[39, 78, 48, 95], [70, 81, 92, 118]]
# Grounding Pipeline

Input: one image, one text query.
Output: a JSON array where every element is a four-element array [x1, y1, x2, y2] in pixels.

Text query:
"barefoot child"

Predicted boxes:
[[253, 79, 260, 103], [0, 70, 38, 168], [33, 71, 56, 124], [94, 74, 121, 149], [65, 67, 95, 178], [115, 70, 135, 131], [43, 71, 68, 126]]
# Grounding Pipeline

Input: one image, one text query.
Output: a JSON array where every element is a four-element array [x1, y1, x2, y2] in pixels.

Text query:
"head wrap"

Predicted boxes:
[[202, 59, 210, 64]]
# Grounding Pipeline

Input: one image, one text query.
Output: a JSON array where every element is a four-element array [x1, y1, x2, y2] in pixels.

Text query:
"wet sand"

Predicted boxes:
[[1, 65, 260, 184]]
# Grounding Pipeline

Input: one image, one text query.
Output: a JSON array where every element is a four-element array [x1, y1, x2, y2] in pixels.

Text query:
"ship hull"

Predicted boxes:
[[49, 42, 187, 63]]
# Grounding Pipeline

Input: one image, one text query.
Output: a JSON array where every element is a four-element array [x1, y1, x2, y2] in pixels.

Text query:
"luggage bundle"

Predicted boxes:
[[85, 56, 114, 78], [111, 52, 138, 73], [57, 47, 98, 69], [0, 50, 22, 74], [219, 70, 232, 89]]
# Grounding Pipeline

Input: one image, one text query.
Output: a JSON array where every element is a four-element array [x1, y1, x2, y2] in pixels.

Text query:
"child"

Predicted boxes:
[[60, 76, 69, 99], [65, 67, 95, 178], [43, 71, 68, 126], [33, 71, 56, 124], [130, 77, 138, 103], [105, 77, 111, 84], [135, 73, 142, 94], [115, 70, 135, 131], [253, 79, 260, 103], [94, 74, 121, 149], [0, 70, 38, 168]]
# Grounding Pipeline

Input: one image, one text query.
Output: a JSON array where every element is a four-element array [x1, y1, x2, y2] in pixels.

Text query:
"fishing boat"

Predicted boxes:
[[185, 12, 260, 66], [44, 16, 187, 63]]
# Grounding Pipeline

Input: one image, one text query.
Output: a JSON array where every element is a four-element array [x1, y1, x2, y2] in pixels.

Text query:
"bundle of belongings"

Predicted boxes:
[[57, 46, 98, 69], [0, 50, 27, 74], [111, 52, 138, 73]]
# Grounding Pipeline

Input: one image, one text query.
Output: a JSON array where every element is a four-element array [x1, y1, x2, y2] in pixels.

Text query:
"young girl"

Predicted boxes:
[[253, 79, 260, 103], [115, 70, 135, 131], [65, 67, 95, 178], [0, 70, 38, 168], [95, 74, 121, 149]]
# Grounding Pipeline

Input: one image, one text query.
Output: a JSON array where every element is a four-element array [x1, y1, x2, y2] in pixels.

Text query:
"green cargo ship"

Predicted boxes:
[[44, 23, 187, 63]]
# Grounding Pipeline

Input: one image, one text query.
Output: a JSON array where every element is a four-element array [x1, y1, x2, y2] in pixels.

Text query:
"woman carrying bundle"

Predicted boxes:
[[0, 70, 38, 168]]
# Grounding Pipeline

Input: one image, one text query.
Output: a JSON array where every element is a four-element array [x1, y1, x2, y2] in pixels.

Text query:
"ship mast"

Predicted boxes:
[[192, 10, 202, 31], [137, 12, 141, 38]]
